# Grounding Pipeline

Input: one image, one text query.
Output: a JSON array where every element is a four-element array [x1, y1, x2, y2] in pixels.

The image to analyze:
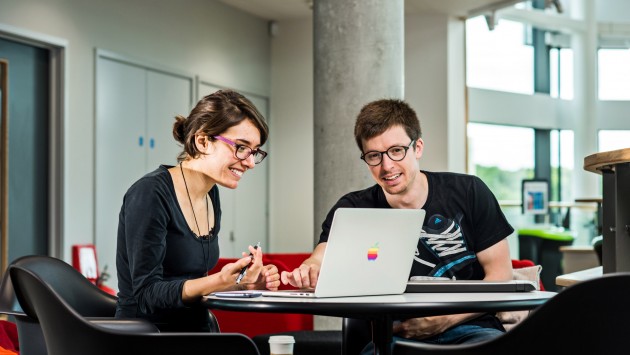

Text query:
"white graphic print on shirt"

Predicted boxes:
[[415, 214, 474, 277]]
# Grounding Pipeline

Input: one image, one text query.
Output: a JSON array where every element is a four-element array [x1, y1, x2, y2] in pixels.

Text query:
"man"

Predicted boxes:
[[281, 99, 514, 349]]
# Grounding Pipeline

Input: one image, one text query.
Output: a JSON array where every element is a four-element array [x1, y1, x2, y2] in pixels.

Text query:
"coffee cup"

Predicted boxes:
[[268, 335, 295, 355]]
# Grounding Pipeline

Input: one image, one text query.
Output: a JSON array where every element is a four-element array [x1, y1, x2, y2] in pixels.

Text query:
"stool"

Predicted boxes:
[[252, 330, 342, 355], [518, 228, 574, 292]]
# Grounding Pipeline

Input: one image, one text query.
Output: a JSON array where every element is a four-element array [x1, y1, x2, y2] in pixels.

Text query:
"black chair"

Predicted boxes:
[[0, 255, 122, 355], [9, 255, 259, 355], [392, 272, 630, 355], [0, 268, 46, 355], [0, 254, 125, 355]]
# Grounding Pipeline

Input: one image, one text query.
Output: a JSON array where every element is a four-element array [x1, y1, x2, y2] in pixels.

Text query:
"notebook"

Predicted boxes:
[[405, 279, 537, 293], [214, 208, 425, 298]]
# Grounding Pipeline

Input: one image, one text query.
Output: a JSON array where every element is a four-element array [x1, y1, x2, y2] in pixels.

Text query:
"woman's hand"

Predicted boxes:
[[219, 244, 263, 288], [215, 246, 279, 291]]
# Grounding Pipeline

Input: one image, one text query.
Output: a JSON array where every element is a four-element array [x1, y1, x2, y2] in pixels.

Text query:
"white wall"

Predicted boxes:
[[404, 14, 468, 174], [268, 18, 315, 252], [405, 14, 452, 173], [0, 0, 271, 262]]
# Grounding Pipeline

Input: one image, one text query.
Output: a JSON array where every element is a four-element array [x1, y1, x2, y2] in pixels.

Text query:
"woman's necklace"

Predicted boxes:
[[180, 162, 211, 275], [180, 162, 211, 239]]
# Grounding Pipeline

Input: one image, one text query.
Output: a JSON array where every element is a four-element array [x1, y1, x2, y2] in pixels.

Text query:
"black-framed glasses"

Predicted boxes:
[[360, 140, 415, 166], [213, 135, 268, 164]]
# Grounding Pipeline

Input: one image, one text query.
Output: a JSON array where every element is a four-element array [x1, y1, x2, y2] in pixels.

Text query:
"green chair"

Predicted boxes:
[[518, 228, 574, 291]]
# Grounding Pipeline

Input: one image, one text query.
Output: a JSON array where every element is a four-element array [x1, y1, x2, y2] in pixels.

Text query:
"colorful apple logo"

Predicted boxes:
[[367, 243, 379, 261]]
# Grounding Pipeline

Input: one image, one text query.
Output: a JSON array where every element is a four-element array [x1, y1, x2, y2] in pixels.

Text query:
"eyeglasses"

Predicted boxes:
[[360, 140, 415, 166], [213, 136, 268, 164]]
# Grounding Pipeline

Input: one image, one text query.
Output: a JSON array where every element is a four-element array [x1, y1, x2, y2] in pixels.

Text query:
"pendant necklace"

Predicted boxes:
[[180, 162, 211, 275]]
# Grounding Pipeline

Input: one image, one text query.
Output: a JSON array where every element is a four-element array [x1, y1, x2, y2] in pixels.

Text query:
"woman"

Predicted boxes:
[[115, 89, 280, 332]]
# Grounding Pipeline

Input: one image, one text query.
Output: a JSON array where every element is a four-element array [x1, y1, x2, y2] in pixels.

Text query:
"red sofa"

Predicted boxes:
[[207, 253, 313, 338]]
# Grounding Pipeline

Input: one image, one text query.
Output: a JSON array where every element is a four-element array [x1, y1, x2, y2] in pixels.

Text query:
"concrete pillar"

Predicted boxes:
[[571, 0, 599, 199], [313, 0, 404, 242], [312, 0, 404, 330]]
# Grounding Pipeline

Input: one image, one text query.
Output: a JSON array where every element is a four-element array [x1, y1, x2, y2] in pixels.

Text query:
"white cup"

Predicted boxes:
[[268, 335, 295, 355]]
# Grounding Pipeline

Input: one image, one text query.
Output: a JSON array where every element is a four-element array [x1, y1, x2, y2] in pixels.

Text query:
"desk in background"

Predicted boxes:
[[584, 147, 630, 273], [204, 291, 555, 355], [559, 245, 599, 274], [555, 148, 629, 287], [556, 266, 602, 288]]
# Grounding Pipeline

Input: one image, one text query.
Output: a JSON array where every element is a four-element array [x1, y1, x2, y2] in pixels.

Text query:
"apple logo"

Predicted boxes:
[[367, 243, 379, 261]]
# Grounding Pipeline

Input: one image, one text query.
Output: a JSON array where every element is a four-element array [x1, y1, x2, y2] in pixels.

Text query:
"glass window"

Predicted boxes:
[[598, 130, 630, 152], [550, 48, 574, 100], [467, 123, 534, 201], [467, 123, 535, 258], [550, 130, 574, 203], [466, 16, 534, 94], [598, 49, 630, 101]]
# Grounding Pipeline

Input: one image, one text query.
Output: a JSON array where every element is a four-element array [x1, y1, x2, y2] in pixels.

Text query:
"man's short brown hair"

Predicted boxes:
[[354, 99, 422, 151]]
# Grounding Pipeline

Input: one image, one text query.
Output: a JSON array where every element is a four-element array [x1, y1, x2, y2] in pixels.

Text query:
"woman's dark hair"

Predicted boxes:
[[354, 99, 421, 151], [173, 89, 269, 161]]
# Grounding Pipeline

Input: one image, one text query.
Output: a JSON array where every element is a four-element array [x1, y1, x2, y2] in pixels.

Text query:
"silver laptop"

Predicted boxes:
[[258, 208, 425, 298]]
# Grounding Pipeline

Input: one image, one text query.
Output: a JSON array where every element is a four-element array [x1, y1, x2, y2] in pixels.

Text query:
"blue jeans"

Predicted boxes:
[[360, 324, 504, 355]]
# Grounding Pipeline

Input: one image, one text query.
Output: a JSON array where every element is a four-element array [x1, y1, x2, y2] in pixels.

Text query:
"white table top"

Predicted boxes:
[[205, 291, 555, 304], [204, 290, 556, 320]]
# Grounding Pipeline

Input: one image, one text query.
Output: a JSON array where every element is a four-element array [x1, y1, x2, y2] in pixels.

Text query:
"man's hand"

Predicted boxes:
[[393, 316, 450, 340], [280, 243, 326, 288], [254, 264, 281, 291], [393, 314, 479, 340], [280, 263, 320, 288]]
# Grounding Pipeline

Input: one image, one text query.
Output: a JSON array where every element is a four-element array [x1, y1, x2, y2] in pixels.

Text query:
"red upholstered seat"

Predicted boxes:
[[511, 258, 545, 291], [208, 253, 314, 337]]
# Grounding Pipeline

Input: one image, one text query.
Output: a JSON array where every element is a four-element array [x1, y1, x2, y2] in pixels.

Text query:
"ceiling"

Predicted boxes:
[[218, 0, 526, 21]]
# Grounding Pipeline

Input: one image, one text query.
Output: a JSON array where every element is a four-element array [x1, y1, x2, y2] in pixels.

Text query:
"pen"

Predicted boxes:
[[236, 242, 260, 284]]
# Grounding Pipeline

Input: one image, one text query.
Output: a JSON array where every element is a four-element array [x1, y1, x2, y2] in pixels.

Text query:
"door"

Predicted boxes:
[[0, 38, 50, 269], [95, 51, 194, 290], [146, 70, 192, 168], [95, 57, 147, 287]]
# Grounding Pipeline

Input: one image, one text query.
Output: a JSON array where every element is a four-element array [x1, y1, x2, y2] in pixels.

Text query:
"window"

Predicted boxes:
[[467, 123, 535, 257], [550, 48, 574, 100], [466, 17, 534, 94], [598, 130, 630, 152], [550, 129, 574, 203], [598, 49, 630, 101], [467, 123, 534, 201]]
